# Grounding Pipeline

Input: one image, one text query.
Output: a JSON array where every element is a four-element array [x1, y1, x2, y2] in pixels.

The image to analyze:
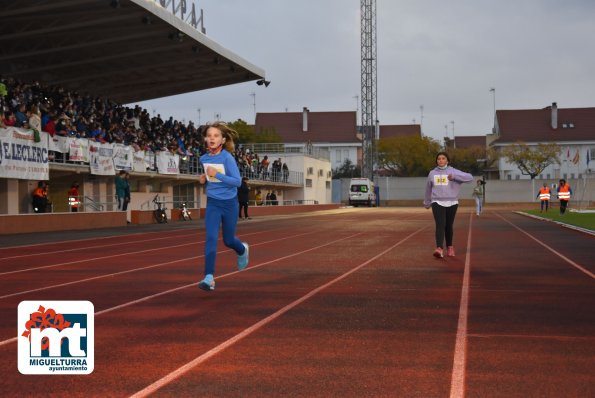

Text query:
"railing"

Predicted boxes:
[[239, 143, 330, 160], [82, 196, 105, 212]]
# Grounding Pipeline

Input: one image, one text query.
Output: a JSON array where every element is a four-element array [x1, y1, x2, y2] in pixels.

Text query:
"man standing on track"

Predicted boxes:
[[536, 183, 551, 213], [557, 179, 572, 215]]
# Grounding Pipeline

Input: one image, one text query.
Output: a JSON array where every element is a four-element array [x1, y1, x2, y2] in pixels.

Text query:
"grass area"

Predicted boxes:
[[522, 208, 595, 231]]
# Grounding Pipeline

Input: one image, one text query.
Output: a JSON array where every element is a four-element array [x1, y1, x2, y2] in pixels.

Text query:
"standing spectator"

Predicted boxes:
[[28, 105, 41, 132], [557, 179, 572, 215], [423, 152, 473, 258], [15, 103, 27, 127], [238, 177, 250, 220], [536, 183, 551, 213], [472, 179, 484, 216], [282, 162, 289, 183], [122, 172, 131, 211], [197, 122, 249, 292], [32, 181, 49, 213], [115, 170, 127, 211], [255, 189, 263, 206], [67, 181, 81, 212], [260, 155, 270, 180], [265, 191, 271, 205], [270, 191, 278, 205]]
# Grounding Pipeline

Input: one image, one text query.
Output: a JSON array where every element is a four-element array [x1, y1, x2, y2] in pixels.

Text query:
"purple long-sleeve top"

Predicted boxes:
[[423, 166, 473, 207]]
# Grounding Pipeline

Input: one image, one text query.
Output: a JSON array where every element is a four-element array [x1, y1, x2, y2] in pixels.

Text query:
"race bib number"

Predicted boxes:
[[205, 163, 225, 182], [434, 174, 449, 186]]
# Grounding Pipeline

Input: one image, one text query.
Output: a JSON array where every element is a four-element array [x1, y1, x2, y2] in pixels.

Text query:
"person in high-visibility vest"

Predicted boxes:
[[556, 179, 572, 215], [536, 183, 551, 213], [67, 182, 80, 212]]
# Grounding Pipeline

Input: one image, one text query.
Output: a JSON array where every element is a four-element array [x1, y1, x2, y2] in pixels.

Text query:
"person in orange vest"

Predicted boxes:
[[536, 183, 551, 213], [32, 181, 49, 213], [67, 181, 81, 212], [556, 179, 572, 215]]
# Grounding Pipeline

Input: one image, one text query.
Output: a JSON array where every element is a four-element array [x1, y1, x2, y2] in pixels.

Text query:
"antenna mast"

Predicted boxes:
[[360, 0, 377, 180]]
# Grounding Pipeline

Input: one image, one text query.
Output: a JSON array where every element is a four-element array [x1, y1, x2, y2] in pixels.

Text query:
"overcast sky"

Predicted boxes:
[[134, 0, 595, 143]]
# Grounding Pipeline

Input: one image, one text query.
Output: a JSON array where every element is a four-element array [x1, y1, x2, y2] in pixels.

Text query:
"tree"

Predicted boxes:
[[449, 145, 499, 175], [501, 142, 561, 200], [377, 135, 442, 176], [501, 142, 561, 179], [228, 119, 282, 144], [332, 158, 361, 179]]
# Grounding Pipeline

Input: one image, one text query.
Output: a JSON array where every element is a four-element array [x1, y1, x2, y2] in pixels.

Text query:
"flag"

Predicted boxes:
[[572, 150, 579, 165], [588, 149, 591, 166], [566, 148, 570, 160]]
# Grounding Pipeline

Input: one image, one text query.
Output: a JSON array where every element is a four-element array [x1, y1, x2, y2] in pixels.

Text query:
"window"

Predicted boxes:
[[307, 167, 313, 175], [305, 179, 313, 187], [326, 181, 331, 189], [351, 185, 368, 193], [515, 175, 520, 180], [318, 169, 324, 177]]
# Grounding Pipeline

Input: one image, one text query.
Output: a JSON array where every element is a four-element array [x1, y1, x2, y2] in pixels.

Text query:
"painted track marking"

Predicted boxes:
[[129, 226, 426, 398], [449, 212, 473, 398], [497, 213, 594, 279], [0, 231, 363, 347]]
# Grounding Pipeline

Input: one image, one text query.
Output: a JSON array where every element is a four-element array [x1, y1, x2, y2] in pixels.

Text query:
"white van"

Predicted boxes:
[[348, 178, 376, 207]]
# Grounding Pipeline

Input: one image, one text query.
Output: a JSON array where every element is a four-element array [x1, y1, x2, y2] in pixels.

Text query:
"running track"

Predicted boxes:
[[0, 207, 593, 397]]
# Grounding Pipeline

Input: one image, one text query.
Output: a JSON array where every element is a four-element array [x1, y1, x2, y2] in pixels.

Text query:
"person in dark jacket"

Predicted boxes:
[[237, 177, 250, 219]]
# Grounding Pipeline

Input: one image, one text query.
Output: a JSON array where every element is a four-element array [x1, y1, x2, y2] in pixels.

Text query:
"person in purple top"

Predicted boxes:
[[423, 152, 473, 258]]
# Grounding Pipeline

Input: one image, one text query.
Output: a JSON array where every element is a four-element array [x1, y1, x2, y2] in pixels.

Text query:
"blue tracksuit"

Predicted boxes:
[[200, 150, 245, 276]]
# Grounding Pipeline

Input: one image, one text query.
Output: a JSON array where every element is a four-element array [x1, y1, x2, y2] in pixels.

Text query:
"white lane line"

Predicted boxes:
[[0, 230, 198, 261], [449, 212, 473, 398], [129, 227, 427, 398], [0, 231, 358, 348], [0, 229, 272, 276], [498, 213, 595, 279], [0, 231, 315, 299]]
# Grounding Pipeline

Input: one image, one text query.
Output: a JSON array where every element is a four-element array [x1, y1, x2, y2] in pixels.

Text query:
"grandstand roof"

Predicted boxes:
[[0, 0, 265, 104]]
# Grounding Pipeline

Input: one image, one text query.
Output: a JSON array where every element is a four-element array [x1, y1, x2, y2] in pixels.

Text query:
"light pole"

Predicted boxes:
[[250, 92, 256, 121], [420, 104, 424, 135], [196, 108, 201, 125], [489, 87, 496, 117]]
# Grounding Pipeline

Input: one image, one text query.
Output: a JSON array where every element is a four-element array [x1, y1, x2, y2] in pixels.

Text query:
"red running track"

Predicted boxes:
[[0, 207, 593, 397]]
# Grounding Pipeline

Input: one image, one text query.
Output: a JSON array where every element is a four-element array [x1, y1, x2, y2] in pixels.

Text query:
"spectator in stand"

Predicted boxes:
[[2, 111, 16, 127], [282, 162, 289, 183], [15, 103, 27, 127], [270, 191, 278, 205], [28, 105, 41, 132], [261, 155, 270, 180]]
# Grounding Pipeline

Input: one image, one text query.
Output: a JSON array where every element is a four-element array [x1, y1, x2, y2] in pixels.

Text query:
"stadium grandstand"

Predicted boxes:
[[0, 0, 315, 230]]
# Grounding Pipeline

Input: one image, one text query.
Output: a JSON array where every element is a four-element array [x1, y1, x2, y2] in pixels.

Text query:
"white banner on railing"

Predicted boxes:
[[0, 127, 50, 180], [47, 135, 69, 153], [133, 150, 147, 172], [156, 151, 180, 175], [69, 138, 89, 162], [89, 142, 116, 175], [113, 144, 133, 171]]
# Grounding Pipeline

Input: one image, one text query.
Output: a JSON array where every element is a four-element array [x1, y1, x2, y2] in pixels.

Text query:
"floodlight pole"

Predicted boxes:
[[360, 0, 377, 180]]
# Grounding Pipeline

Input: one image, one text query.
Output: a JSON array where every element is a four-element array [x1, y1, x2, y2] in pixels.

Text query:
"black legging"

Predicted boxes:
[[559, 200, 568, 214], [431, 203, 458, 248], [239, 201, 249, 218]]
